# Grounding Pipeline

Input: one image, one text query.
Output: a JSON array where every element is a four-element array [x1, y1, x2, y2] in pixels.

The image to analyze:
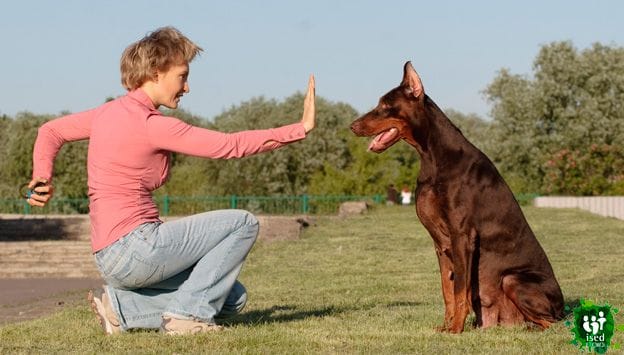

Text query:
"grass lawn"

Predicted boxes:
[[1, 205, 623, 354]]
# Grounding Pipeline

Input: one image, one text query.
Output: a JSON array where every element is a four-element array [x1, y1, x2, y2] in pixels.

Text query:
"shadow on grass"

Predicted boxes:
[[220, 304, 346, 326], [563, 298, 581, 319], [385, 301, 421, 308], [221, 300, 424, 327]]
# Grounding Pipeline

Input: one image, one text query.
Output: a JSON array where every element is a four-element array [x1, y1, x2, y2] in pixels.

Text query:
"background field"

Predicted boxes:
[[1, 205, 623, 354]]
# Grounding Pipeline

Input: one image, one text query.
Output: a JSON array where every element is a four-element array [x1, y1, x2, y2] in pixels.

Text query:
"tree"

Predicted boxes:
[[0, 114, 14, 197], [0, 112, 89, 208], [543, 144, 624, 195], [485, 41, 624, 194], [0, 113, 51, 198]]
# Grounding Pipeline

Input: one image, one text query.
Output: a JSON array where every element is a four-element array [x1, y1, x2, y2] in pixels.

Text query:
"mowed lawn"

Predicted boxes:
[[1, 205, 623, 354]]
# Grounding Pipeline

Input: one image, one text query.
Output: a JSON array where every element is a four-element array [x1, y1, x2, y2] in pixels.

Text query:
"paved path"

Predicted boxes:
[[0, 240, 101, 325], [0, 278, 102, 325]]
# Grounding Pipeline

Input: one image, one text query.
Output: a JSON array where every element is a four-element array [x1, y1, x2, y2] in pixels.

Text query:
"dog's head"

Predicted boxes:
[[350, 61, 427, 153]]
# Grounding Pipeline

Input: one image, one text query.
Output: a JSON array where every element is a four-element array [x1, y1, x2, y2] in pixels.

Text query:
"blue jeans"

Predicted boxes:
[[93, 209, 259, 330]]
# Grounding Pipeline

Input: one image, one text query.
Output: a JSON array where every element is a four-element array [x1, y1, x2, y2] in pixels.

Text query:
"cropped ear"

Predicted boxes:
[[401, 61, 424, 98]]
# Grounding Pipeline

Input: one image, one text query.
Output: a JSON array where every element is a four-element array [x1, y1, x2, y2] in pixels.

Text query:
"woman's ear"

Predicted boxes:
[[152, 71, 161, 83]]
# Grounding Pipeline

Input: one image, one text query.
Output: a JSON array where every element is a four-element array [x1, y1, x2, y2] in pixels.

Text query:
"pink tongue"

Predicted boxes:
[[368, 128, 398, 151]]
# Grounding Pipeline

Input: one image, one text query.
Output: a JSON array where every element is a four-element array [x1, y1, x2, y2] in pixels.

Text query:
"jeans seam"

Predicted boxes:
[[126, 312, 163, 322]]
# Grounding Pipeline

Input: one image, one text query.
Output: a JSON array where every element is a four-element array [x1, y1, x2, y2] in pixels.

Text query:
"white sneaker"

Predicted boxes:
[[87, 288, 121, 335]]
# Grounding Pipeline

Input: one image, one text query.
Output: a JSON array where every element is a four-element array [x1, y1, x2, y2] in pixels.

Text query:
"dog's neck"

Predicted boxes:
[[409, 97, 477, 183]]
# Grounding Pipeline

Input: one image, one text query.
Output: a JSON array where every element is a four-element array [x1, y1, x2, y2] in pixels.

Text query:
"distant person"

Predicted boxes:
[[386, 184, 399, 205], [401, 185, 412, 205], [26, 27, 316, 335]]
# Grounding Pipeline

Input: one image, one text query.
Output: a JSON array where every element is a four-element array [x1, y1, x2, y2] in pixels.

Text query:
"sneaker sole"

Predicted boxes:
[[160, 317, 224, 335], [161, 325, 224, 335], [87, 290, 116, 335]]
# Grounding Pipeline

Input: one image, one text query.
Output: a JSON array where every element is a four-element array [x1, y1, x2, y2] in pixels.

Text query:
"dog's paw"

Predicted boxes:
[[434, 325, 449, 333]]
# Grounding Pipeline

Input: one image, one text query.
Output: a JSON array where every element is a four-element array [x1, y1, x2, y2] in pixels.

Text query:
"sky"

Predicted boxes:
[[1, 1, 623, 121]]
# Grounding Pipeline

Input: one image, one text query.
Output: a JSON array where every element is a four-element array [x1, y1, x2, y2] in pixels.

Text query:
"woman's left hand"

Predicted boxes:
[[25, 177, 54, 207], [301, 75, 315, 133]]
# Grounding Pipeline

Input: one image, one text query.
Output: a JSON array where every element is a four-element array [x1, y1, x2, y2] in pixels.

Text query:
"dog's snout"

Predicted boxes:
[[350, 118, 367, 136]]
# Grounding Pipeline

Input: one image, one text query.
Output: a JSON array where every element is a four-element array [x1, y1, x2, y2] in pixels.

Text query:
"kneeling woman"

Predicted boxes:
[[27, 26, 315, 335]]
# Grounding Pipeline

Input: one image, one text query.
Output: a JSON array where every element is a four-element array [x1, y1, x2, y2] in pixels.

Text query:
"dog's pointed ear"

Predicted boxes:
[[401, 61, 424, 98]]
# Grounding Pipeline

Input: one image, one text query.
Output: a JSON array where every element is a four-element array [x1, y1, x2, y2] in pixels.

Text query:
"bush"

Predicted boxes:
[[543, 144, 624, 195]]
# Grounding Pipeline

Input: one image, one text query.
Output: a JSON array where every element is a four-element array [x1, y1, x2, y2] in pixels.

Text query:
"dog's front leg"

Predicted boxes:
[[435, 246, 455, 331], [447, 229, 477, 333]]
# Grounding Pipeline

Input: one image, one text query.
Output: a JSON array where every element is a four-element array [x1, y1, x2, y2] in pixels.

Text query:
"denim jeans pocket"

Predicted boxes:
[[108, 250, 163, 288], [97, 223, 164, 289]]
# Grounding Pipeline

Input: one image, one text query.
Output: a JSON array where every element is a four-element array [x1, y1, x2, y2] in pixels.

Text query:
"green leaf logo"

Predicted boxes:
[[566, 299, 620, 354]]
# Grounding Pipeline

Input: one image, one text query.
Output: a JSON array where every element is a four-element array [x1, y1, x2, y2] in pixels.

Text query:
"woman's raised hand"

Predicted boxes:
[[301, 75, 316, 133]]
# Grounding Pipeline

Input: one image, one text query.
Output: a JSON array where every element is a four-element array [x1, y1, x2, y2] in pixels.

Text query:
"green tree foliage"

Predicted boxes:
[[0, 113, 51, 198], [486, 41, 624, 194], [0, 112, 89, 203], [0, 114, 15, 197], [0, 114, 11, 159]]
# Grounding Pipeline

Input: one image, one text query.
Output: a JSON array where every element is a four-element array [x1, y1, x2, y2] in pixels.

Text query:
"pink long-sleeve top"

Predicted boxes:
[[32, 89, 306, 252]]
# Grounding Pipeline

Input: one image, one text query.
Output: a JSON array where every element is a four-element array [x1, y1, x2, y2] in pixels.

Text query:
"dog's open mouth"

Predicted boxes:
[[368, 128, 399, 153]]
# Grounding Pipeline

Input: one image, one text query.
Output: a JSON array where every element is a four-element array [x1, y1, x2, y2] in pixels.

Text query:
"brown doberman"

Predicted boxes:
[[350, 62, 564, 333]]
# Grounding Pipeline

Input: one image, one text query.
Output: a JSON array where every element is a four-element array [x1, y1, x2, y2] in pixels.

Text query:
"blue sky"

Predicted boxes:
[[1, 1, 622, 121]]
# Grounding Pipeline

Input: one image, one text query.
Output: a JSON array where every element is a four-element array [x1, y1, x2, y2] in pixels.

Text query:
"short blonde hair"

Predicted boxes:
[[120, 27, 203, 91]]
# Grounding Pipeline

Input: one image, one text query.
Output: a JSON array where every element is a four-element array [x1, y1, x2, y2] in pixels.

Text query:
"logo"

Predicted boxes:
[[565, 299, 623, 353]]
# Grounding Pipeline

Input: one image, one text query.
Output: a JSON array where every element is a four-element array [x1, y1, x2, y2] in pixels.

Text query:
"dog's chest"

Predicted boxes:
[[415, 186, 452, 245]]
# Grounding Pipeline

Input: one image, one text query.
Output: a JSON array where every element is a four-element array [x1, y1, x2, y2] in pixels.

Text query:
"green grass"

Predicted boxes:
[[1, 206, 623, 354]]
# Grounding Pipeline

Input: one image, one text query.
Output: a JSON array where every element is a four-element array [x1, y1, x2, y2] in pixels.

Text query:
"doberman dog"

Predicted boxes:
[[350, 62, 564, 333]]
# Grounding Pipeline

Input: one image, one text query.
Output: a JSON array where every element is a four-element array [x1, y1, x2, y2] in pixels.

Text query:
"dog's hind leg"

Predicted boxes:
[[501, 273, 562, 329]]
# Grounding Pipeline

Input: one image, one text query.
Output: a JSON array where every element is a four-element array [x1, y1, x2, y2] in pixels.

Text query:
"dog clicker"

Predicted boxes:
[[19, 181, 48, 199]]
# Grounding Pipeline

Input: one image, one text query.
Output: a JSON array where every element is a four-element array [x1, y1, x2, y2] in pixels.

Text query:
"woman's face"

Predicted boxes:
[[154, 62, 190, 109]]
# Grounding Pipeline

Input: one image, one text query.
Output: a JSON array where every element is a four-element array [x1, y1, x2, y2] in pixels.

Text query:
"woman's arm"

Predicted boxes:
[[28, 109, 94, 207], [147, 118, 307, 158], [147, 75, 316, 158]]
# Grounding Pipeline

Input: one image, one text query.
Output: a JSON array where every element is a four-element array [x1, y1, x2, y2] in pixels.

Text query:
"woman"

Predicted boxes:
[[27, 27, 315, 335]]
